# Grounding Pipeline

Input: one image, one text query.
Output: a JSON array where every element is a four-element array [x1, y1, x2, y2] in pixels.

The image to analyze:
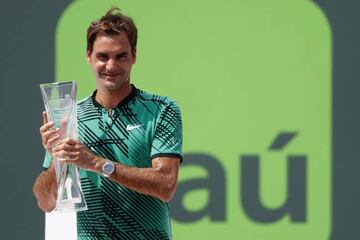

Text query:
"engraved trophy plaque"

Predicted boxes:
[[40, 81, 87, 212]]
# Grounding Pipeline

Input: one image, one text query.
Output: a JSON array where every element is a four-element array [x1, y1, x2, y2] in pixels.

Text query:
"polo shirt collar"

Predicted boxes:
[[91, 84, 138, 109]]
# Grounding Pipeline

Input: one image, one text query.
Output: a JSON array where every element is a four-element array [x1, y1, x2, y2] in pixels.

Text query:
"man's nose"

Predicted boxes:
[[106, 59, 118, 72]]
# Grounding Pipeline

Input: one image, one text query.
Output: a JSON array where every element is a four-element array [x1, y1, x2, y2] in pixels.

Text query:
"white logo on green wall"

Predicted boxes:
[[56, 0, 332, 239]]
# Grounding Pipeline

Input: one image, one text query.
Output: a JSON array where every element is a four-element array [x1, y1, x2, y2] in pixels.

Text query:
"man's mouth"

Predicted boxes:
[[102, 73, 121, 78]]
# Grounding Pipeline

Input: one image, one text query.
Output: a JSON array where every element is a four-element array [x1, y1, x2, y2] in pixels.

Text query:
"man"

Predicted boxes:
[[33, 7, 182, 240]]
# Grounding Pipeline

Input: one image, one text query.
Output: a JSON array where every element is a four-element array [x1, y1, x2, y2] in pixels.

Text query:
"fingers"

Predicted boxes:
[[52, 139, 86, 164], [53, 139, 76, 151], [46, 135, 59, 148], [40, 111, 55, 142], [42, 128, 58, 139], [53, 140, 79, 160], [42, 111, 49, 125], [58, 115, 68, 137], [53, 138, 80, 152], [54, 150, 80, 160], [60, 138, 78, 145], [40, 120, 58, 152], [40, 121, 55, 134], [60, 115, 68, 128]]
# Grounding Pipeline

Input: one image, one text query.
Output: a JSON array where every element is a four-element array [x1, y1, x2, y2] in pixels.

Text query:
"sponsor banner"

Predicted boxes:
[[53, 1, 332, 239]]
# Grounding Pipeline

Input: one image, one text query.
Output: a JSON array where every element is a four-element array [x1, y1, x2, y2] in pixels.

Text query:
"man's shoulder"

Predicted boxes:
[[76, 96, 95, 115], [77, 96, 92, 106], [136, 87, 179, 110]]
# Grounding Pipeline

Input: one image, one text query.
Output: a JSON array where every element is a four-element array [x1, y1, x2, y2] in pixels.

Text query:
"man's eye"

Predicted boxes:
[[117, 54, 127, 60], [97, 55, 108, 61]]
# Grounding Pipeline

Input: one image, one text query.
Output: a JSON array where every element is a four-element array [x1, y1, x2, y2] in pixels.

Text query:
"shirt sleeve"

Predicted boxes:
[[42, 151, 52, 169], [150, 101, 183, 162]]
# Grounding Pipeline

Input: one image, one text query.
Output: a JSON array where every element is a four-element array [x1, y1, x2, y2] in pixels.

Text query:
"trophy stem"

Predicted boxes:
[[54, 159, 87, 212], [58, 163, 81, 204]]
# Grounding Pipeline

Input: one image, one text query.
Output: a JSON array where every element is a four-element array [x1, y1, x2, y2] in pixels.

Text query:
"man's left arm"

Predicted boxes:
[[110, 156, 180, 202], [53, 140, 180, 202]]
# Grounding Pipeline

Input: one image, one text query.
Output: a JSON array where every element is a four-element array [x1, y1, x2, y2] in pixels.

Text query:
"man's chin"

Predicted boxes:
[[99, 79, 128, 91]]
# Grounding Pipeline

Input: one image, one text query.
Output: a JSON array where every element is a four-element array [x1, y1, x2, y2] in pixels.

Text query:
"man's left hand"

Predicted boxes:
[[52, 138, 103, 172]]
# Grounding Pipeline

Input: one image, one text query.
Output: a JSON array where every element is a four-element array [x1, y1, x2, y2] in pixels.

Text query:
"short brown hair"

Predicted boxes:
[[86, 7, 138, 54]]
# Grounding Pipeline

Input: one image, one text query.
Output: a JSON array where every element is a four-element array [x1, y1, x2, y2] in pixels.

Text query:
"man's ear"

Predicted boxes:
[[132, 49, 137, 64], [86, 50, 91, 64]]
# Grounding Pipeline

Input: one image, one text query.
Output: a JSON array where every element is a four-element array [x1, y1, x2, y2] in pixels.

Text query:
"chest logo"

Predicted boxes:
[[126, 124, 143, 131]]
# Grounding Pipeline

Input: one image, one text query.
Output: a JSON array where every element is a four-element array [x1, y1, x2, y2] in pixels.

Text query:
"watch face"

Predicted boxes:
[[103, 162, 114, 176]]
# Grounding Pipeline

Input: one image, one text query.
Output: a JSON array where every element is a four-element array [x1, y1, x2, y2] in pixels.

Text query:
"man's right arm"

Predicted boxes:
[[33, 111, 60, 212], [33, 162, 57, 212]]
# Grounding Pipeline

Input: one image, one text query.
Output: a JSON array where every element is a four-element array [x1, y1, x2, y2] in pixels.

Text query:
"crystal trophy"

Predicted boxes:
[[40, 81, 87, 212]]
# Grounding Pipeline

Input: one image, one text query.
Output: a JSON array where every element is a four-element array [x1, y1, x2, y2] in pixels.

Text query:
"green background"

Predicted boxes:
[[56, 0, 331, 239]]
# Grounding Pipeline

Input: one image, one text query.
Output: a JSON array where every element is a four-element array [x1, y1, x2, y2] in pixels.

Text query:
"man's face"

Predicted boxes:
[[87, 32, 136, 91]]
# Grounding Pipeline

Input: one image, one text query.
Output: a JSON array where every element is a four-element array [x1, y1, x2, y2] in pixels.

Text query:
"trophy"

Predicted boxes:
[[40, 81, 87, 212]]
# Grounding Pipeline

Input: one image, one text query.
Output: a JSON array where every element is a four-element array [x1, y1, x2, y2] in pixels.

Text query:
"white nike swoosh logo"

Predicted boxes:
[[126, 124, 143, 131]]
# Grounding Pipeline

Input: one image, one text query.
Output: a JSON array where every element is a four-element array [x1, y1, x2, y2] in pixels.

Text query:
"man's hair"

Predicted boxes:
[[86, 7, 138, 54]]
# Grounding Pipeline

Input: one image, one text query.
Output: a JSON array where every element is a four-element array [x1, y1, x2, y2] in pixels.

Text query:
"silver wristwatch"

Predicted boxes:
[[102, 161, 115, 177]]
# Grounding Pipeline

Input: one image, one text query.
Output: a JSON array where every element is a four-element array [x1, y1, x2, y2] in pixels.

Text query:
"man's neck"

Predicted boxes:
[[95, 84, 132, 109]]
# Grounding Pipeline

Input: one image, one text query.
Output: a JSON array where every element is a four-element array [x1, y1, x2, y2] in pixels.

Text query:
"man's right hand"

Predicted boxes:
[[39, 111, 60, 154]]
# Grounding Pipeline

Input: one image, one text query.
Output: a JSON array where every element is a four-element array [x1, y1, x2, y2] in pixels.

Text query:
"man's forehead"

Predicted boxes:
[[93, 32, 131, 51]]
